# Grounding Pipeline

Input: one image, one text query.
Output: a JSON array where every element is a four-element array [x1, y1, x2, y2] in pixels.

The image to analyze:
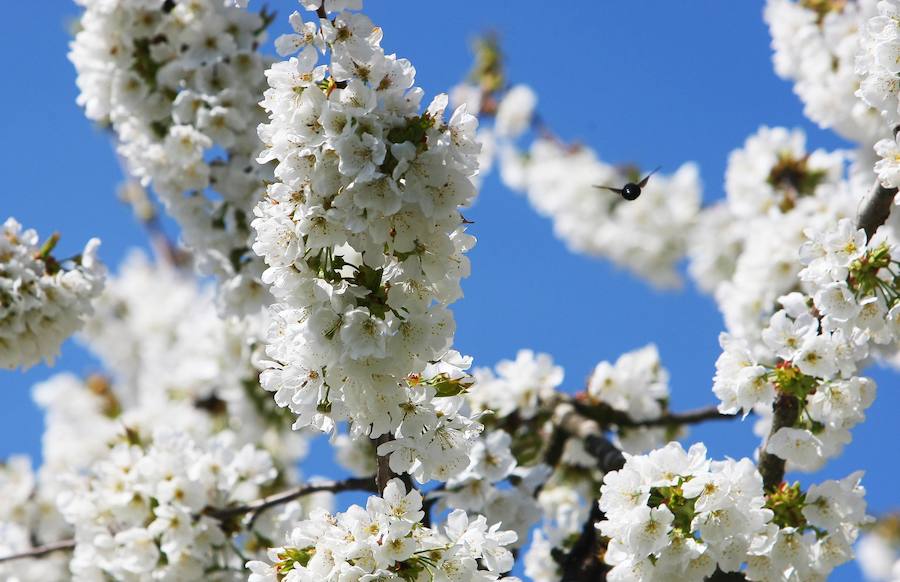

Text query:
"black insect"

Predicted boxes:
[[594, 166, 661, 201]]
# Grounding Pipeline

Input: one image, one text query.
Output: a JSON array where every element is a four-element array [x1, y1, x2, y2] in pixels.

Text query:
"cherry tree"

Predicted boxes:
[[1, 1, 899, 581]]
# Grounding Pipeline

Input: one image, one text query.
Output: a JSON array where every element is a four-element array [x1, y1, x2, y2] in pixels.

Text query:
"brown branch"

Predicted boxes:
[[706, 569, 748, 581], [757, 393, 801, 491], [858, 179, 898, 240], [551, 403, 625, 580], [374, 434, 413, 495], [573, 398, 733, 430], [0, 539, 75, 564], [203, 476, 376, 524], [558, 502, 610, 581], [0, 477, 378, 565]]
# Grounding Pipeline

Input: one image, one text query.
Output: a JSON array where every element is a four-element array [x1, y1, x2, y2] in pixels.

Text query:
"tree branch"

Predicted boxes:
[[757, 393, 800, 491], [573, 398, 733, 429], [0, 477, 379, 565], [706, 569, 748, 581], [203, 476, 376, 524], [374, 434, 413, 495], [858, 179, 898, 240], [0, 539, 75, 564], [551, 403, 625, 580]]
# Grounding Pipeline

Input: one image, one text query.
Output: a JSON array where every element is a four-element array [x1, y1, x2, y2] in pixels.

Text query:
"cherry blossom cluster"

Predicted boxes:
[[857, 0, 900, 188], [470, 349, 564, 420], [801, 218, 900, 343], [251, 1, 483, 482], [69, 0, 273, 311], [745, 471, 869, 580], [0, 218, 104, 370], [465, 348, 675, 580], [435, 430, 544, 548], [598, 442, 771, 579], [74, 252, 306, 467], [598, 441, 869, 580], [450, 58, 702, 288], [714, 298, 877, 471], [688, 126, 856, 343], [585, 344, 673, 454], [497, 131, 702, 288], [856, 513, 900, 581], [58, 427, 278, 580], [715, 218, 900, 471], [247, 478, 520, 582], [765, 0, 885, 144], [0, 457, 70, 581]]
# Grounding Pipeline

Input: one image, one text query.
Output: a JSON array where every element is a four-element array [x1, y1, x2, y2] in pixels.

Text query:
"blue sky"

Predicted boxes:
[[1, 2, 897, 580]]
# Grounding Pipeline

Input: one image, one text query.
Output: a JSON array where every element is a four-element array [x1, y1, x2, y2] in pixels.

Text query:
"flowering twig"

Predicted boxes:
[[0, 539, 76, 564], [0, 478, 380, 565], [758, 179, 898, 492], [572, 398, 733, 429], [203, 476, 376, 524]]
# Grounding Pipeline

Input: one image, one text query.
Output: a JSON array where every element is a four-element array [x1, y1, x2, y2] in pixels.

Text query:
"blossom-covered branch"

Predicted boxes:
[[0, 540, 76, 565], [202, 475, 377, 523]]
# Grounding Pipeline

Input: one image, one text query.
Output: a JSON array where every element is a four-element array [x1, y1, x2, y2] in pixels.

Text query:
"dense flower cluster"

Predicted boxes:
[[714, 218, 900, 470], [765, 0, 884, 143], [252, 1, 483, 482], [0, 457, 70, 581], [858, 0, 900, 187], [598, 441, 868, 580], [69, 0, 272, 311], [449, 76, 703, 287], [470, 349, 563, 420], [745, 471, 869, 581], [499, 137, 702, 288], [247, 478, 520, 582], [714, 302, 876, 470], [74, 252, 306, 466], [688, 126, 856, 343], [59, 428, 278, 580], [585, 344, 671, 453], [0, 218, 104, 370], [800, 218, 900, 343], [599, 442, 771, 580]]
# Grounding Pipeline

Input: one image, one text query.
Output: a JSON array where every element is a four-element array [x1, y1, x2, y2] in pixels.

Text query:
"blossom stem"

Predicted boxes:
[[573, 399, 733, 429], [203, 476, 376, 524], [0, 539, 76, 564]]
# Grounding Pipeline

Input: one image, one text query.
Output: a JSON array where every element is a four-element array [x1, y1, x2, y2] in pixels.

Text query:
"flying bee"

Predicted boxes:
[[594, 166, 661, 201]]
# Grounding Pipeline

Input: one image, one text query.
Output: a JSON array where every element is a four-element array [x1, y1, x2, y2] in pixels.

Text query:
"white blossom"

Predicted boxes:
[[0, 218, 104, 370]]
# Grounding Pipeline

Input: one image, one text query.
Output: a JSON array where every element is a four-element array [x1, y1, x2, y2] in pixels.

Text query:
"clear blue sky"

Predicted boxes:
[[1, 3, 897, 580]]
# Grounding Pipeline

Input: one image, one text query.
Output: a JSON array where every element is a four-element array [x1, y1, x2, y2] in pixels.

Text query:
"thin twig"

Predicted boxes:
[[0, 539, 75, 564], [573, 398, 733, 429], [0, 477, 378, 565], [203, 476, 376, 524]]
